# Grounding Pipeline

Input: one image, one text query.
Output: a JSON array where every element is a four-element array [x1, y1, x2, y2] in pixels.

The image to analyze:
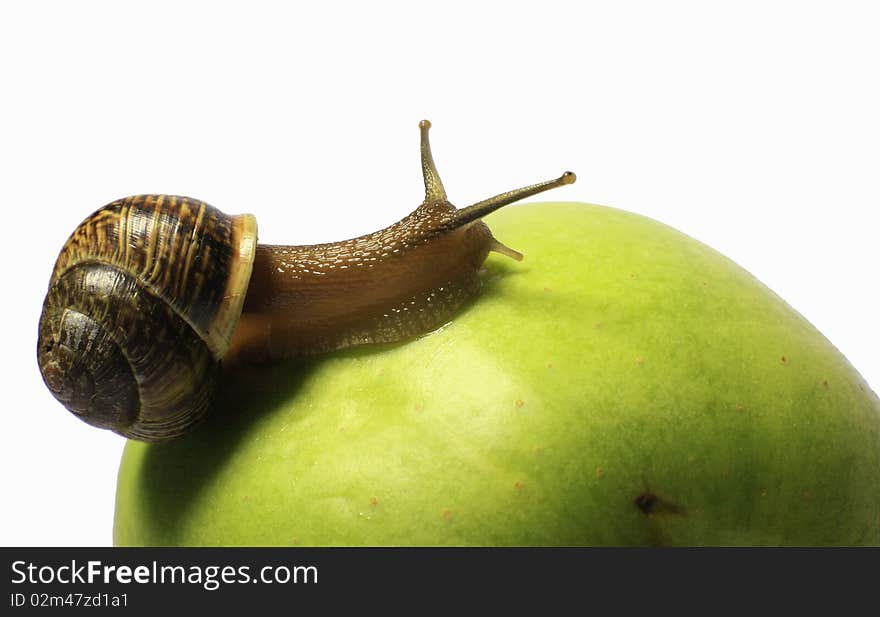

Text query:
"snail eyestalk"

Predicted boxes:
[[452, 171, 577, 229], [420, 119, 447, 202]]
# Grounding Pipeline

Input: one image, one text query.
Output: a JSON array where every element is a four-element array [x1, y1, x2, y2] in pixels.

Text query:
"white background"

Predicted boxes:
[[1, 1, 877, 546]]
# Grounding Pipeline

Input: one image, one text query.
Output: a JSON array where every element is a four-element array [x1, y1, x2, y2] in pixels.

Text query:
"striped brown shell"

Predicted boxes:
[[37, 195, 257, 441]]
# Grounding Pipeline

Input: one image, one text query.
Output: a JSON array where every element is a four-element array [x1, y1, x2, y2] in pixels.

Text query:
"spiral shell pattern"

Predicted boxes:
[[37, 195, 257, 440]]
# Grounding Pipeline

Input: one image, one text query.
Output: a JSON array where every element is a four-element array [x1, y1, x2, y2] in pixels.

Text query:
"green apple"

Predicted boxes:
[[114, 203, 880, 546]]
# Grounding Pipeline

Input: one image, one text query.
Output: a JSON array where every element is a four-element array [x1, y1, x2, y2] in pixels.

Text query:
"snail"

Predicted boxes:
[[37, 120, 576, 442]]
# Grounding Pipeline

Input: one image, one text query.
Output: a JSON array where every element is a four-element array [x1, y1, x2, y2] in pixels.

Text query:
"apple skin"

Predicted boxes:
[[114, 202, 880, 546]]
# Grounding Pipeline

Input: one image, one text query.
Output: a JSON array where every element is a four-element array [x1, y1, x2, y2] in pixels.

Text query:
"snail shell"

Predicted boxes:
[[37, 195, 256, 440]]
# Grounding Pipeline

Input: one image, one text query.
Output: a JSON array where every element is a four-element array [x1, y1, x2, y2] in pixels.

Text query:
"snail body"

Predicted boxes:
[[37, 121, 575, 441]]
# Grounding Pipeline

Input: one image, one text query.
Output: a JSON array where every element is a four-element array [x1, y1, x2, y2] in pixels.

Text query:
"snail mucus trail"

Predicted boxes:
[[37, 120, 576, 441]]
